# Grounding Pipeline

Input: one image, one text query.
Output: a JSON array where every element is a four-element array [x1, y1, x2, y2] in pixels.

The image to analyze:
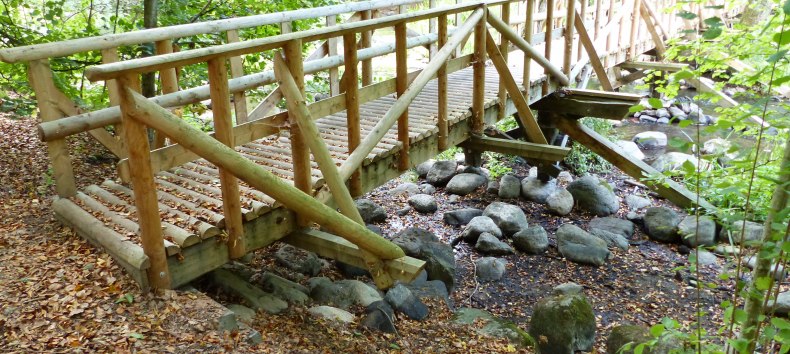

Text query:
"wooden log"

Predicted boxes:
[[459, 135, 570, 160], [574, 10, 614, 91], [226, 30, 250, 124], [530, 88, 641, 119], [274, 54, 394, 289], [127, 89, 405, 260], [343, 34, 363, 196], [154, 39, 179, 148], [594, 0, 602, 40], [638, 1, 665, 58], [283, 40, 314, 217], [563, 0, 576, 77], [208, 269, 288, 313], [543, 0, 555, 95], [395, 22, 410, 171], [437, 13, 449, 150], [497, 2, 511, 120], [628, 0, 642, 59], [523, 0, 535, 92], [619, 61, 685, 71], [472, 9, 487, 136], [0, 0, 422, 63], [118, 73, 171, 289], [207, 57, 246, 259], [326, 15, 341, 96], [554, 117, 716, 212], [487, 15, 570, 86], [158, 171, 256, 220], [484, 30, 547, 144], [640, 0, 667, 40], [361, 10, 374, 86], [337, 8, 484, 181], [578, 0, 587, 60], [100, 47, 124, 143], [27, 60, 77, 197]]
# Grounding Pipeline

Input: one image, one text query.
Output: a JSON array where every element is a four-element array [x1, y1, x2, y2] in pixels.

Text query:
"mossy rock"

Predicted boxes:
[[453, 308, 534, 347], [607, 325, 652, 354], [529, 294, 595, 354]]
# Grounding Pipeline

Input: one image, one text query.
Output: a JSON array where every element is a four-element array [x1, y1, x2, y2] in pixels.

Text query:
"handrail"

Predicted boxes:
[[0, 0, 421, 63], [84, 0, 514, 82]]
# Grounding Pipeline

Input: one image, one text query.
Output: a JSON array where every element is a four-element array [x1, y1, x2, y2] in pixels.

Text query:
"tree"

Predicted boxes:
[[141, 0, 158, 98]]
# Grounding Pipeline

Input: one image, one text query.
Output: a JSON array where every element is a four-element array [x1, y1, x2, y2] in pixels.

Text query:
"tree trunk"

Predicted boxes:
[[740, 138, 790, 352], [740, 0, 772, 27], [141, 0, 158, 98]]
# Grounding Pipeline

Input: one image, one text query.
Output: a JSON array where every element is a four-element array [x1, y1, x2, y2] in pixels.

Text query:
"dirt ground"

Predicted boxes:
[[0, 112, 737, 353]]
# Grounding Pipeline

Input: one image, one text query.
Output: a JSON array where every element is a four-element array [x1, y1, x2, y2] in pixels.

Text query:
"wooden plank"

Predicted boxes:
[[574, 9, 614, 91], [460, 135, 570, 161], [118, 73, 171, 289], [207, 57, 246, 259], [438, 13, 449, 150], [543, 0, 554, 95], [530, 88, 640, 119], [619, 61, 685, 71], [555, 116, 716, 211], [209, 269, 288, 312], [226, 30, 250, 124], [484, 30, 547, 144], [27, 60, 77, 197], [395, 22, 410, 170], [283, 229, 424, 284], [638, 1, 665, 57]]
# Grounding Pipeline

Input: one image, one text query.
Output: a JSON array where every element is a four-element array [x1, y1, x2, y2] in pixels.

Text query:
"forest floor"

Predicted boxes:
[[0, 112, 741, 353]]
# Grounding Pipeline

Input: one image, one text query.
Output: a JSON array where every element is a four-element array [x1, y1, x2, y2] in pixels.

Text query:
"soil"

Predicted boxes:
[[0, 112, 742, 352]]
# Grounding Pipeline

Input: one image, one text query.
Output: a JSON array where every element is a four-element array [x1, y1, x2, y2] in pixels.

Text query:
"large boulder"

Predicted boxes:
[[392, 228, 456, 292], [651, 152, 707, 173], [275, 245, 324, 276], [588, 217, 635, 239], [615, 140, 646, 160], [426, 160, 458, 186], [443, 208, 483, 226], [445, 173, 487, 195], [589, 229, 629, 251], [521, 177, 558, 203], [475, 233, 515, 255], [307, 278, 382, 309], [361, 301, 396, 333], [529, 292, 596, 354], [767, 292, 790, 315], [308, 306, 355, 324], [643, 207, 681, 243], [416, 159, 436, 178], [259, 272, 311, 305], [460, 216, 502, 242], [566, 176, 620, 216], [475, 257, 507, 282], [453, 308, 532, 347], [633, 131, 667, 149], [498, 174, 521, 199], [606, 325, 652, 354], [408, 194, 438, 213], [625, 195, 652, 210], [546, 188, 574, 215], [384, 284, 429, 320], [678, 215, 716, 247], [720, 220, 764, 245], [556, 224, 610, 266], [389, 183, 420, 196], [483, 202, 529, 237], [355, 199, 387, 223], [513, 226, 549, 254]]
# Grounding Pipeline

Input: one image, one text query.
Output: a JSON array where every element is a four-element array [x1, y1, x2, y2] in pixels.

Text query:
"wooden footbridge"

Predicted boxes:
[[0, 0, 727, 289]]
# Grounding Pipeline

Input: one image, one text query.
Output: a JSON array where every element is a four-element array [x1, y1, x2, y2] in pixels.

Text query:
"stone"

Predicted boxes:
[[416, 159, 436, 178], [640, 116, 658, 123], [361, 301, 397, 333], [259, 272, 310, 305], [454, 152, 466, 164], [720, 220, 764, 245], [615, 140, 646, 160], [408, 194, 438, 213], [744, 255, 787, 281], [460, 216, 503, 242], [590, 228, 629, 251], [553, 282, 584, 296], [308, 306, 355, 324], [406, 280, 451, 308], [656, 108, 670, 118], [512, 226, 549, 254], [218, 310, 239, 332], [443, 208, 483, 226], [391, 227, 439, 256], [633, 131, 667, 149], [227, 304, 255, 325], [475, 257, 507, 282], [668, 106, 686, 119], [625, 195, 651, 210], [566, 175, 620, 216], [336, 261, 369, 278], [392, 228, 456, 292], [475, 232, 515, 255], [701, 138, 732, 155], [355, 199, 387, 224], [426, 160, 457, 186], [520, 177, 558, 203], [389, 182, 420, 196], [420, 184, 436, 195], [245, 329, 263, 345], [445, 173, 487, 195], [308, 277, 354, 309], [651, 152, 708, 173], [336, 279, 383, 307], [588, 217, 635, 239], [714, 245, 741, 256], [767, 292, 790, 315], [396, 206, 411, 216], [556, 224, 610, 266], [498, 174, 521, 199], [678, 215, 716, 247], [657, 117, 670, 124], [453, 308, 532, 347], [275, 245, 324, 276], [643, 207, 681, 243], [546, 188, 574, 215], [606, 325, 651, 354], [463, 165, 488, 176], [385, 284, 429, 320], [530, 293, 596, 354], [694, 249, 718, 266], [486, 180, 499, 194], [483, 202, 529, 237], [557, 171, 574, 184], [448, 194, 460, 203]]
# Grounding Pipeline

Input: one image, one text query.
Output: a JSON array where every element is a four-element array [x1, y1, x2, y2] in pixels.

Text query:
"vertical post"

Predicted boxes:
[[564, 0, 576, 78], [207, 57, 246, 259], [101, 48, 124, 148], [226, 30, 250, 124], [605, 0, 615, 67], [428, 0, 437, 60], [343, 33, 362, 196], [28, 60, 77, 197], [543, 0, 555, 95], [469, 7, 487, 167], [497, 2, 510, 120], [395, 22, 410, 171], [524, 0, 535, 92], [594, 0, 602, 40], [618, 0, 627, 60], [284, 40, 313, 216], [455, 0, 463, 57], [629, 0, 642, 59], [438, 14, 449, 151], [153, 39, 179, 148], [327, 16, 341, 95], [118, 73, 171, 289], [578, 0, 587, 60], [360, 10, 373, 86]]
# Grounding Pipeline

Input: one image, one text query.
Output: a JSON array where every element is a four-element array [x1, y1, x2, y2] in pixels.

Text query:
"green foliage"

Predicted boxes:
[[436, 146, 461, 161], [483, 152, 513, 179], [564, 117, 616, 174]]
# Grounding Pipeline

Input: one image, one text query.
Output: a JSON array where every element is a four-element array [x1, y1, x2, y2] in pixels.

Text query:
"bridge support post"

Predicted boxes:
[[469, 6, 487, 168]]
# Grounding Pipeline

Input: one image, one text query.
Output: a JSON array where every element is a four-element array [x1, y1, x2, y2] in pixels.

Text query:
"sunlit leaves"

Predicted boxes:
[[677, 11, 697, 20]]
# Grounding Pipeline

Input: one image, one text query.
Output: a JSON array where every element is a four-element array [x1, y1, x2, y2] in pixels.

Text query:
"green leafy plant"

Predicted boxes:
[[564, 117, 616, 174]]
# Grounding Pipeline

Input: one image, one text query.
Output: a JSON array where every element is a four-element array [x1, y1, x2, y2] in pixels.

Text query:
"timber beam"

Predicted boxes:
[[618, 61, 686, 72], [530, 88, 641, 120], [459, 136, 570, 161]]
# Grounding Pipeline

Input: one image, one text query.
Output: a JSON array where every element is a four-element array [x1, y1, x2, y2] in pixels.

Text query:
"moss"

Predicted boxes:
[[606, 325, 652, 354], [529, 294, 596, 354]]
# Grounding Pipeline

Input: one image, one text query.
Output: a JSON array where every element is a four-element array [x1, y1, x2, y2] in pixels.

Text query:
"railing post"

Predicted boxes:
[[100, 47, 126, 154], [455, 0, 463, 57], [284, 39, 313, 222], [154, 39, 180, 148], [469, 6, 487, 167], [361, 10, 373, 86], [578, 0, 587, 60], [27, 59, 77, 197], [225, 30, 249, 124], [207, 57, 246, 259], [438, 13, 449, 151], [343, 33, 362, 196], [564, 0, 576, 78], [428, 0, 437, 60], [498, 2, 511, 120], [395, 22, 410, 171], [605, 0, 615, 67], [524, 0, 535, 92], [543, 0, 555, 95], [327, 16, 341, 95], [117, 73, 171, 289], [629, 0, 642, 59]]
